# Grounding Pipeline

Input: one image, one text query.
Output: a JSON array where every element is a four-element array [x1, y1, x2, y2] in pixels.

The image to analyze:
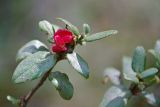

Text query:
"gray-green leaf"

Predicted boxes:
[[83, 23, 91, 35], [16, 40, 49, 62], [57, 18, 80, 36], [48, 71, 73, 100], [140, 68, 158, 79], [99, 86, 127, 107], [132, 46, 146, 73], [67, 52, 89, 79], [13, 51, 57, 83], [122, 56, 139, 83], [39, 20, 53, 35], [84, 30, 118, 42], [106, 97, 125, 107]]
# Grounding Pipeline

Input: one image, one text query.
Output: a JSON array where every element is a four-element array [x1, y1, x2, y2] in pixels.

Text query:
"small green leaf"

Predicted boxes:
[[83, 23, 91, 35], [99, 86, 128, 107], [13, 51, 57, 83], [140, 68, 158, 79], [39, 20, 53, 35], [103, 68, 121, 85], [84, 30, 118, 42], [57, 18, 80, 36], [132, 46, 146, 73], [48, 71, 74, 100], [67, 52, 89, 79], [106, 97, 125, 107], [7, 95, 20, 105], [122, 57, 139, 83], [16, 40, 49, 62]]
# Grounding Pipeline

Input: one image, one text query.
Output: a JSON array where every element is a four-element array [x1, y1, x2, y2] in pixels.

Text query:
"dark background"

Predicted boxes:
[[0, 0, 160, 107]]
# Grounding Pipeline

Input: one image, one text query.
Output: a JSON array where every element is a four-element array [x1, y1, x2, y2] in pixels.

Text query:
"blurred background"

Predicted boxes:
[[0, 0, 160, 107]]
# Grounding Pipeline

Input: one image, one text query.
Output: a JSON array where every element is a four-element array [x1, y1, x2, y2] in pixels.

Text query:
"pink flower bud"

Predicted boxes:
[[52, 29, 74, 53]]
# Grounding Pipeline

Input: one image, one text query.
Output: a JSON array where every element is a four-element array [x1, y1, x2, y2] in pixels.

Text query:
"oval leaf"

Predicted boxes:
[[57, 18, 80, 36], [132, 46, 146, 73], [67, 52, 89, 79], [140, 68, 158, 79], [122, 56, 139, 83], [16, 40, 49, 62], [84, 30, 118, 42], [13, 51, 57, 83], [48, 71, 74, 100]]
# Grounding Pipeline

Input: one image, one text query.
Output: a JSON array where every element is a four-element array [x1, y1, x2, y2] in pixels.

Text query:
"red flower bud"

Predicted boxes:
[[52, 29, 74, 53]]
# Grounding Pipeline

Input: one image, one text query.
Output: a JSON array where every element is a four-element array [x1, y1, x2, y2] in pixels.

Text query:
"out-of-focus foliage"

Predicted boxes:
[[100, 40, 160, 107]]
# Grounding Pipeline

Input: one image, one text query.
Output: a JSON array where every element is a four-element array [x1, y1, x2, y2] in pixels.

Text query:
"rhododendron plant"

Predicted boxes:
[[7, 18, 118, 107], [100, 41, 160, 107]]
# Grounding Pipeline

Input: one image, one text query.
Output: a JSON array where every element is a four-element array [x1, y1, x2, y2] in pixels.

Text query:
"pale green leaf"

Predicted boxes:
[[84, 30, 118, 42], [13, 51, 57, 83], [122, 56, 139, 83], [16, 40, 49, 62], [132, 46, 146, 73], [67, 52, 89, 79], [140, 68, 158, 79], [99, 86, 127, 107], [39, 20, 53, 35], [48, 71, 73, 100]]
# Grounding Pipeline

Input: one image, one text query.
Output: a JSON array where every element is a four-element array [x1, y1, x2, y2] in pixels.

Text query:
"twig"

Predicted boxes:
[[19, 69, 52, 107]]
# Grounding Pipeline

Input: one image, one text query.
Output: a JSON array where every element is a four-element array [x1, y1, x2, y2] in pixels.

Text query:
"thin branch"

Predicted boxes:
[[19, 68, 52, 107]]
